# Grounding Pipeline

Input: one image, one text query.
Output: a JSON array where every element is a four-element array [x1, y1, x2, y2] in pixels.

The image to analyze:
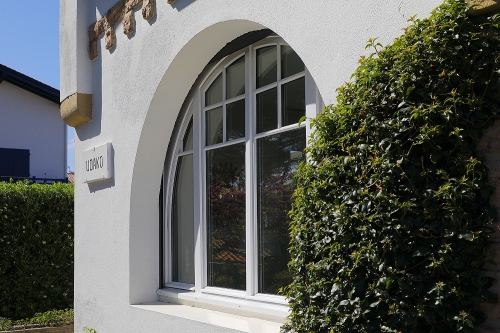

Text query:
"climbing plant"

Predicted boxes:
[[283, 1, 500, 332]]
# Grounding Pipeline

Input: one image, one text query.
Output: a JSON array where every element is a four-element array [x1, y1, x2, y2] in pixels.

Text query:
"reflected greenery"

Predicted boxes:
[[207, 143, 246, 290], [257, 127, 306, 294]]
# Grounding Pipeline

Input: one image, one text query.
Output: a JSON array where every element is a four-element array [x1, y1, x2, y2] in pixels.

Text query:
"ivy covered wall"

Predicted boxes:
[[283, 1, 500, 332]]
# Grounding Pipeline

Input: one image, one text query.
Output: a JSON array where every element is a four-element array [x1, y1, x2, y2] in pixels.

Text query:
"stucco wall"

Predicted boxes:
[[0, 81, 66, 179], [62, 0, 443, 332]]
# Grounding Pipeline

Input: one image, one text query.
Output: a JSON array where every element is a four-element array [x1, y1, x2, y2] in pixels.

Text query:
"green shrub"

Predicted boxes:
[[0, 308, 74, 331], [283, 1, 500, 332], [0, 181, 74, 320]]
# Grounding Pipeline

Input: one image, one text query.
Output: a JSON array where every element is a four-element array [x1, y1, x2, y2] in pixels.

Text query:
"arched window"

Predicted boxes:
[[163, 35, 322, 310]]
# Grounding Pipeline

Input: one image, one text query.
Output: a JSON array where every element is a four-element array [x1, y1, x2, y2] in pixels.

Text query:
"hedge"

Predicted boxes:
[[0, 308, 74, 331], [0, 181, 74, 320], [283, 1, 500, 332]]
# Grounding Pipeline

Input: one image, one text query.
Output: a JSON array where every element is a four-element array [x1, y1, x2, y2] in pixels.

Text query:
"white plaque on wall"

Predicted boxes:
[[83, 143, 113, 183]]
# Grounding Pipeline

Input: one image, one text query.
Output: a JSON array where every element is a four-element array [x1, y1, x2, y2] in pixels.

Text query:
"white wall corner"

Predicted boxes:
[[60, 0, 93, 102]]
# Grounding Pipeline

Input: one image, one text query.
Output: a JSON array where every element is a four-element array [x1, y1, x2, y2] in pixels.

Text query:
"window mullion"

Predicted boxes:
[[193, 90, 204, 293], [164, 156, 173, 286], [305, 67, 318, 143], [222, 70, 227, 143], [245, 45, 257, 297], [277, 44, 282, 129]]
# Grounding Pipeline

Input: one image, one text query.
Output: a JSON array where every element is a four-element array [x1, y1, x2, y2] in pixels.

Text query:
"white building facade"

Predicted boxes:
[[0, 65, 66, 181], [61, 1, 445, 332]]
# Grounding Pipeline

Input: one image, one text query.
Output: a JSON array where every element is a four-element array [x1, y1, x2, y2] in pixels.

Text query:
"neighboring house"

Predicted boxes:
[[60, 1, 500, 333], [0, 64, 66, 183]]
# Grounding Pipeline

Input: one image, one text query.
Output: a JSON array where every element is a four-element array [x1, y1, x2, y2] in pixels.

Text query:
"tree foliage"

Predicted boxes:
[[283, 1, 500, 332]]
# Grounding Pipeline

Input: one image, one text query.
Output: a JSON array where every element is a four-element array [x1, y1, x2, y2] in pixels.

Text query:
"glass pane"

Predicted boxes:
[[256, 46, 277, 88], [207, 143, 246, 290], [206, 107, 223, 146], [282, 77, 305, 127], [256, 88, 277, 134], [257, 127, 306, 294], [183, 118, 193, 151], [172, 154, 195, 284], [226, 57, 245, 99], [281, 45, 304, 79], [226, 99, 245, 141], [205, 74, 223, 106]]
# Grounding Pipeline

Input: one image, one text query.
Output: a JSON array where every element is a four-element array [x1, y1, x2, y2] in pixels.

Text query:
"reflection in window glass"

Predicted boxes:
[[172, 154, 195, 284], [206, 107, 223, 146], [282, 77, 305, 127], [207, 143, 246, 290], [226, 99, 245, 141], [281, 45, 304, 79], [169, 39, 312, 297], [205, 74, 223, 106], [257, 127, 306, 294], [256, 87, 277, 134], [183, 118, 193, 151], [256, 46, 277, 89], [226, 57, 245, 99]]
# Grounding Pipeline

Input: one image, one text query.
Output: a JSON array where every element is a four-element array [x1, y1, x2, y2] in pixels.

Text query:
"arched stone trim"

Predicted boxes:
[[127, 20, 273, 304]]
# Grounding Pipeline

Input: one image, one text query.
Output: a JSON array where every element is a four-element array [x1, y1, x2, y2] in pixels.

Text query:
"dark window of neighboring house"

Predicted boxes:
[[0, 148, 30, 178]]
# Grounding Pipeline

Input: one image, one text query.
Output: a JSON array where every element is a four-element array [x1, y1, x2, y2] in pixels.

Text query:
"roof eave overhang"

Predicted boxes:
[[0, 64, 60, 105]]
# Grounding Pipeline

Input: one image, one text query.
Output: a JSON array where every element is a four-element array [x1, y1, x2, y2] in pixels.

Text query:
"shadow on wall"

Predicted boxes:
[[95, 0, 121, 18], [94, 0, 198, 14], [171, 0, 197, 12], [75, 63, 102, 143]]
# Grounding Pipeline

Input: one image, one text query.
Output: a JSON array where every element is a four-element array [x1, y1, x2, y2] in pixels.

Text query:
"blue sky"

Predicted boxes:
[[0, 1, 75, 172]]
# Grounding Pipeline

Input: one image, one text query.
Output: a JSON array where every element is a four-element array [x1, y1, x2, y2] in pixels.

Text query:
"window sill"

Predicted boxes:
[[132, 301, 282, 333], [155, 288, 288, 330]]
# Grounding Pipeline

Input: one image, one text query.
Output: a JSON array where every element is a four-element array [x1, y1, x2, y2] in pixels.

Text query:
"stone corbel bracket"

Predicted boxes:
[[468, 0, 500, 15], [61, 93, 93, 127], [89, 0, 176, 60]]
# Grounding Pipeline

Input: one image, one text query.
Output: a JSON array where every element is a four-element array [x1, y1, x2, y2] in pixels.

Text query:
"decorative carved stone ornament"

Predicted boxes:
[[105, 26, 115, 50], [88, 0, 177, 60], [123, 11, 135, 35]]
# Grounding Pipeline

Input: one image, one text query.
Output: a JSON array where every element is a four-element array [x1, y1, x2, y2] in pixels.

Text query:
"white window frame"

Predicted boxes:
[[160, 35, 323, 319]]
